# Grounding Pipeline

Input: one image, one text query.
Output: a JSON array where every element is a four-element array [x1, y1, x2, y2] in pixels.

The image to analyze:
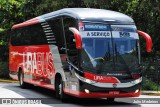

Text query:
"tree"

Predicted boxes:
[[0, 0, 160, 80]]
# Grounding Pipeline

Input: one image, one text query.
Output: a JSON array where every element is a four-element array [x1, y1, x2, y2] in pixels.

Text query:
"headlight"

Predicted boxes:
[[75, 73, 96, 84], [84, 89, 90, 93]]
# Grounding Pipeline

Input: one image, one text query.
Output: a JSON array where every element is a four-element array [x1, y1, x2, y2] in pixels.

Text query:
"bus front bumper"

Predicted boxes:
[[64, 88, 140, 98]]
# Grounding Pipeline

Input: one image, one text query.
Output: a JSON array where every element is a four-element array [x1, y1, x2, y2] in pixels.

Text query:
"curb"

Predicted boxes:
[[0, 79, 18, 83], [141, 92, 160, 96]]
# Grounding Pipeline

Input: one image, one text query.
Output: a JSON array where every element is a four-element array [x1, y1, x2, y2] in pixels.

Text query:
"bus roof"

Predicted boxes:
[[12, 8, 134, 29], [40, 8, 134, 23]]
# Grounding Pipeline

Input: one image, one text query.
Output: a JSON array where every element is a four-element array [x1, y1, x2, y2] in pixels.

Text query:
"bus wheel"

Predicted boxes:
[[19, 70, 28, 88], [55, 77, 68, 101], [106, 98, 115, 103]]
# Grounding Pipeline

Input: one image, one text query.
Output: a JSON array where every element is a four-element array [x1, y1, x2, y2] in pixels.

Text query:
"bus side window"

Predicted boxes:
[[11, 29, 18, 46], [23, 27, 31, 45], [29, 24, 47, 45], [63, 17, 78, 65], [47, 18, 66, 54]]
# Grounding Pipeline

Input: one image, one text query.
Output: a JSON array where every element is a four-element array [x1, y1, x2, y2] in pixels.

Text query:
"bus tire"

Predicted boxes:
[[106, 98, 115, 103], [18, 70, 28, 89], [55, 77, 68, 102]]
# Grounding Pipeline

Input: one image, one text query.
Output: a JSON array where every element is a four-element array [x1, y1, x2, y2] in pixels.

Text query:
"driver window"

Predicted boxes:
[[63, 17, 78, 65]]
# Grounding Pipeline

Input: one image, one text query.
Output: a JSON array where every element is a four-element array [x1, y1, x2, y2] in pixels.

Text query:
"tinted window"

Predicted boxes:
[[11, 23, 47, 46], [63, 17, 78, 64], [47, 18, 65, 54], [29, 24, 47, 45], [11, 28, 23, 46]]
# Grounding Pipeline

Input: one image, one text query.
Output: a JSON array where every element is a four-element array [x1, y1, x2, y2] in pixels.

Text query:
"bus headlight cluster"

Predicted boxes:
[[135, 89, 139, 93], [75, 73, 96, 84], [82, 77, 95, 84], [84, 89, 90, 93], [131, 77, 142, 84], [85, 79, 94, 84]]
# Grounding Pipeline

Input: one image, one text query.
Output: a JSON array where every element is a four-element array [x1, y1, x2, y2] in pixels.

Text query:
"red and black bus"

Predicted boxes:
[[9, 8, 152, 101]]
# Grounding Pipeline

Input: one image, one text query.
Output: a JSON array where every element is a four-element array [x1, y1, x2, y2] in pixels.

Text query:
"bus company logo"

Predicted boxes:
[[94, 76, 103, 80], [113, 83, 117, 88], [23, 52, 55, 77], [93, 76, 112, 81]]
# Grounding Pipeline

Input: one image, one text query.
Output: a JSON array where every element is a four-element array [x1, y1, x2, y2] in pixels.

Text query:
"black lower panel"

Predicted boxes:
[[79, 80, 141, 92]]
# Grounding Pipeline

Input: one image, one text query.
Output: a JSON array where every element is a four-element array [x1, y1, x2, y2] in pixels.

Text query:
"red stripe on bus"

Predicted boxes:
[[12, 18, 39, 29], [84, 72, 119, 83]]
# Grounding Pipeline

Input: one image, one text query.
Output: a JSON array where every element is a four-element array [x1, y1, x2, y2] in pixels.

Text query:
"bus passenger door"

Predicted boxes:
[[63, 17, 79, 93], [65, 31, 79, 93]]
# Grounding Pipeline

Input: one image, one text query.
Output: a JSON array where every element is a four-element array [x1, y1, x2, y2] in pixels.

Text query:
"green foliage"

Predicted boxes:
[[142, 79, 160, 91], [0, 62, 9, 79], [0, 40, 6, 45], [0, 28, 5, 32], [0, 0, 160, 83], [0, 0, 159, 43]]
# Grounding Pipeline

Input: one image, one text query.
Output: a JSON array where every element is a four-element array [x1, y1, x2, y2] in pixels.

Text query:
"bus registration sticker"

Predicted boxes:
[[71, 85, 77, 91], [109, 91, 119, 95]]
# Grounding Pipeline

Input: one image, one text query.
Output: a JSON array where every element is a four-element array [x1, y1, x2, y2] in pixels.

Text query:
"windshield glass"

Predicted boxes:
[[79, 23, 140, 76]]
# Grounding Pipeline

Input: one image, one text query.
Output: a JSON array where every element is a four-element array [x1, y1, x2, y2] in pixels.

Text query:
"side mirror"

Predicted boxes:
[[69, 27, 82, 49], [138, 30, 152, 52]]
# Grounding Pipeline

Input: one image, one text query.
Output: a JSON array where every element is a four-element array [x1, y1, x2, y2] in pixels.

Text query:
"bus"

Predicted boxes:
[[9, 8, 152, 101]]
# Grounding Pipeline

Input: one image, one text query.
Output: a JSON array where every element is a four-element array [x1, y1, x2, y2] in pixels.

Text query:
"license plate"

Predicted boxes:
[[109, 91, 119, 94]]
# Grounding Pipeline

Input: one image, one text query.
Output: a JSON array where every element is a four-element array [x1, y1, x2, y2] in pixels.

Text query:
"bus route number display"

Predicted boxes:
[[79, 23, 111, 38]]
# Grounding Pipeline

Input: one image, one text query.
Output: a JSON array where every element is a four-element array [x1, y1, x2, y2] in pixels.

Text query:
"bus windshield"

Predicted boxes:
[[79, 23, 140, 76]]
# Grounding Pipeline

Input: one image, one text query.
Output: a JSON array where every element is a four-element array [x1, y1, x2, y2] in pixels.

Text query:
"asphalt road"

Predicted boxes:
[[0, 82, 160, 107]]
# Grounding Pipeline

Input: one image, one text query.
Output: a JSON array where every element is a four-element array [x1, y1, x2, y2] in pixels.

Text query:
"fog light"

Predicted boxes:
[[135, 89, 139, 93], [84, 89, 90, 94]]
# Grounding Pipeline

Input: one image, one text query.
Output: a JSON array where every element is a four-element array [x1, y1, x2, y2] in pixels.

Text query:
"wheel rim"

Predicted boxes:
[[59, 83, 62, 95]]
